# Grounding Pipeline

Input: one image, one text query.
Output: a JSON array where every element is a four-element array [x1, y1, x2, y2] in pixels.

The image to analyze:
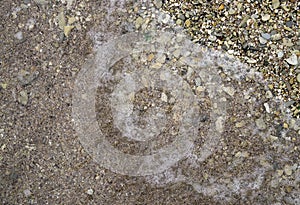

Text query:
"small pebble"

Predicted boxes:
[[297, 73, 300, 83], [285, 53, 298, 65], [255, 118, 266, 130], [272, 0, 280, 9], [86, 188, 94, 195], [23, 189, 31, 197], [259, 36, 268, 45], [271, 33, 282, 41], [261, 33, 271, 40], [14, 31, 23, 40], [18, 91, 28, 105], [208, 35, 217, 42], [284, 165, 292, 176], [262, 14, 271, 21], [277, 50, 284, 58]]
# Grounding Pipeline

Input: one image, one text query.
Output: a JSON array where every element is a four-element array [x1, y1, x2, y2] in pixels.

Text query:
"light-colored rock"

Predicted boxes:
[[285, 53, 298, 65]]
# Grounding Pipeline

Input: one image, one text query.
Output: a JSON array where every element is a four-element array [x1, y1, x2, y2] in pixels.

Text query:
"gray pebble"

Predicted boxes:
[[261, 33, 271, 40], [14, 31, 23, 40], [255, 118, 267, 130], [259, 36, 267, 45]]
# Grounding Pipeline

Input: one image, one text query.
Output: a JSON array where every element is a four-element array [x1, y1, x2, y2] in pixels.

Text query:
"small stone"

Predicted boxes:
[[264, 103, 271, 113], [228, 8, 236, 15], [14, 31, 23, 40], [247, 59, 257, 64], [185, 19, 191, 27], [18, 91, 28, 105], [284, 165, 292, 176], [283, 122, 289, 129], [239, 15, 250, 27], [57, 11, 66, 30], [154, 0, 162, 9], [255, 118, 266, 130], [63, 25, 74, 37], [67, 16, 76, 25], [23, 189, 31, 197], [208, 35, 217, 42], [223, 86, 235, 96], [296, 73, 300, 83], [265, 90, 273, 98], [176, 19, 182, 25], [150, 62, 162, 69], [262, 14, 271, 21], [282, 38, 294, 47], [161, 14, 170, 24], [86, 188, 94, 195], [277, 50, 284, 58], [285, 53, 298, 65], [135, 17, 143, 29], [271, 33, 282, 41], [259, 36, 268, 44], [147, 53, 154, 61], [161, 93, 168, 102], [272, 0, 280, 9], [156, 54, 166, 64], [235, 121, 245, 128], [1, 83, 7, 89], [285, 21, 294, 28], [261, 33, 271, 40], [218, 4, 225, 11], [34, 0, 48, 4]]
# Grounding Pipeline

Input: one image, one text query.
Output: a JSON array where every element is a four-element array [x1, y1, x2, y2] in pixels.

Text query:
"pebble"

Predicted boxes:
[[261, 14, 270, 21], [282, 38, 293, 47], [208, 35, 217, 42], [63, 25, 74, 37], [223, 86, 235, 97], [235, 121, 245, 128], [264, 103, 271, 113], [255, 118, 267, 130], [17, 70, 39, 86], [271, 33, 282, 41], [14, 31, 23, 40], [135, 17, 143, 29], [161, 93, 168, 102], [265, 90, 273, 98], [261, 33, 271, 40], [285, 53, 298, 65], [277, 50, 284, 58], [18, 91, 28, 105], [23, 189, 31, 197], [86, 188, 94, 195], [272, 0, 280, 9], [247, 59, 257, 64], [259, 36, 268, 45], [284, 165, 292, 176], [156, 54, 166, 64], [297, 73, 300, 83]]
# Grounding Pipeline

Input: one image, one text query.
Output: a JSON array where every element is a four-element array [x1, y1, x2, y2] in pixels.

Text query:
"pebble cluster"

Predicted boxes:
[[162, 0, 300, 117], [129, 0, 300, 117]]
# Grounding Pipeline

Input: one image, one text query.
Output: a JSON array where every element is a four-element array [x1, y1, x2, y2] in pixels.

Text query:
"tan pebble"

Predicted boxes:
[[185, 19, 191, 27], [64, 25, 74, 37], [284, 164, 292, 176], [147, 53, 154, 61], [218, 4, 225, 10]]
